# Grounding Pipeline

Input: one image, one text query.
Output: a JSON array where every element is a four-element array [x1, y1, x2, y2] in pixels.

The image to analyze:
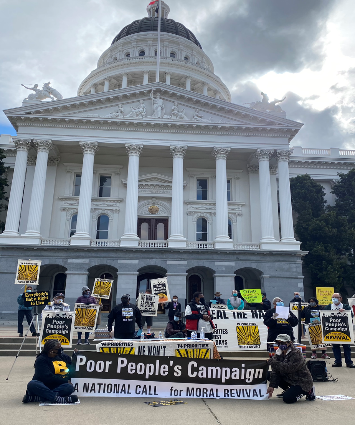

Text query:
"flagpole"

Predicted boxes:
[[156, 0, 162, 82]]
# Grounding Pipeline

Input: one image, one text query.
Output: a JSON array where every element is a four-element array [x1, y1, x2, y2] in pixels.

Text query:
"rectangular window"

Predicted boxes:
[[197, 178, 208, 200], [227, 179, 231, 201], [73, 174, 81, 196], [99, 175, 111, 197]]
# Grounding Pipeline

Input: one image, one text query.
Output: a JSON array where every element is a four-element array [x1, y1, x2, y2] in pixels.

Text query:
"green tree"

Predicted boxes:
[[0, 148, 9, 231]]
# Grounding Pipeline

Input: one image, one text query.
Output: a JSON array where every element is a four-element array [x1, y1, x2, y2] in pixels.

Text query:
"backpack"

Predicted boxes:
[[307, 360, 328, 382]]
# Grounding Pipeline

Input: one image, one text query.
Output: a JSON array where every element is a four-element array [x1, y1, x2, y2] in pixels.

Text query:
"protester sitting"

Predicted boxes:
[[140, 288, 154, 334], [108, 294, 143, 339], [301, 297, 329, 359], [185, 292, 214, 340], [165, 295, 181, 321], [209, 292, 226, 307], [17, 286, 38, 337], [267, 334, 315, 403], [264, 297, 298, 346], [23, 340, 78, 404], [227, 290, 244, 310], [289, 292, 304, 304], [165, 311, 186, 338], [323, 293, 355, 368], [43, 293, 70, 311], [248, 292, 271, 311], [75, 286, 98, 345]]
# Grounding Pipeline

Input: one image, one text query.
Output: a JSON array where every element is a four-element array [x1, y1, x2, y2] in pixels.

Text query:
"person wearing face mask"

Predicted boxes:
[[17, 286, 38, 337], [323, 293, 355, 368], [209, 292, 226, 307], [248, 292, 272, 311], [264, 297, 298, 347], [165, 295, 182, 321], [165, 311, 186, 338], [43, 293, 70, 312], [301, 297, 329, 359], [108, 294, 143, 339], [185, 292, 215, 340], [227, 290, 244, 310], [267, 334, 315, 403], [289, 292, 304, 304], [75, 286, 98, 345]]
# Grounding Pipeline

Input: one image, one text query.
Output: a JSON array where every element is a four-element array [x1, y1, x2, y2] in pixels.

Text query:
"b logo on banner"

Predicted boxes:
[[53, 361, 68, 375]]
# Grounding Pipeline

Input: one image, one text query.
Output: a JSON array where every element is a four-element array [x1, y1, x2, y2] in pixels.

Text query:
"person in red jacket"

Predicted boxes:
[[185, 292, 214, 340]]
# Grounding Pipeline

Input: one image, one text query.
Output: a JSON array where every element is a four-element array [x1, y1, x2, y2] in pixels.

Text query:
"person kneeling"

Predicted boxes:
[[165, 311, 186, 338], [23, 340, 78, 404], [267, 334, 315, 404]]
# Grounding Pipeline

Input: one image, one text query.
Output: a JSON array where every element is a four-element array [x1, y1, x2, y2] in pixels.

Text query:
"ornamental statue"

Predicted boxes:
[[105, 104, 125, 119], [22, 82, 63, 101], [126, 100, 146, 119], [247, 92, 286, 115]]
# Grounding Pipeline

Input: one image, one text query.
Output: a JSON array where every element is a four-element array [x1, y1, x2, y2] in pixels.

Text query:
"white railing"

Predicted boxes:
[[339, 150, 355, 156], [187, 242, 214, 249], [302, 148, 330, 155], [90, 240, 120, 247], [41, 238, 70, 246], [138, 240, 168, 248], [234, 243, 260, 250]]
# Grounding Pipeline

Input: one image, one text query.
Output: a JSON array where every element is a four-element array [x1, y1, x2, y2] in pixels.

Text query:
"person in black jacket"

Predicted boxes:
[[165, 311, 186, 338], [289, 292, 304, 304], [165, 295, 182, 321], [248, 292, 271, 311], [23, 340, 78, 404], [108, 294, 143, 339], [264, 297, 298, 347]]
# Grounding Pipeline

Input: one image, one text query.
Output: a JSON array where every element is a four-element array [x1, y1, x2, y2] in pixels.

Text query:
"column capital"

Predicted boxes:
[[255, 149, 274, 161], [13, 139, 31, 152], [247, 164, 259, 174], [79, 141, 99, 155], [170, 145, 187, 158], [269, 165, 278, 175], [125, 144, 143, 157], [212, 147, 231, 160], [34, 139, 52, 153], [276, 149, 293, 162]]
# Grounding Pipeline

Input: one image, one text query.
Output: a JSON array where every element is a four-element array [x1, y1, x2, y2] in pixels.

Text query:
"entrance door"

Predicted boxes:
[[138, 218, 168, 240], [187, 274, 202, 302]]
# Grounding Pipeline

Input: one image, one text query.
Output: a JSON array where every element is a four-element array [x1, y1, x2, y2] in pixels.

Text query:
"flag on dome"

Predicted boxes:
[[148, 0, 158, 5]]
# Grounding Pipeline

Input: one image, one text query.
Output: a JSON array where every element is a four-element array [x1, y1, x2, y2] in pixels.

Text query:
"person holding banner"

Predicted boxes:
[[108, 294, 143, 339], [267, 334, 315, 403], [43, 293, 70, 312], [17, 286, 38, 337], [185, 292, 214, 340], [324, 293, 355, 368], [227, 290, 244, 310], [75, 286, 98, 344]]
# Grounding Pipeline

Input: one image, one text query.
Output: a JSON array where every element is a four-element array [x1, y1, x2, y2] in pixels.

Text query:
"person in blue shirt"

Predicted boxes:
[[17, 286, 38, 337]]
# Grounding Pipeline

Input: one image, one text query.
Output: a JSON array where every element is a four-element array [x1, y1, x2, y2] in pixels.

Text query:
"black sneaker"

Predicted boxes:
[[332, 362, 342, 367], [346, 363, 355, 368], [31, 332, 39, 337], [19, 334, 23, 337], [277, 391, 286, 398], [77, 340, 82, 345], [85, 339, 90, 345], [22, 393, 29, 403], [306, 387, 316, 401]]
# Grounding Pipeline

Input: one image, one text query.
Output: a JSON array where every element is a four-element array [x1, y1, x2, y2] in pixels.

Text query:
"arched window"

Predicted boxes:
[[184, 56, 189, 62], [53, 273, 66, 297], [139, 50, 145, 57], [125, 52, 130, 58], [170, 51, 176, 58], [228, 219, 232, 239], [70, 214, 77, 237], [96, 215, 109, 239], [196, 217, 208, 241]]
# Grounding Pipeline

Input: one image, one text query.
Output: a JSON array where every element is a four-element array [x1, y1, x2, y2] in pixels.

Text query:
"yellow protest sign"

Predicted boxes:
[[316, 287, 334, 305], [240, 289, 262, 303]]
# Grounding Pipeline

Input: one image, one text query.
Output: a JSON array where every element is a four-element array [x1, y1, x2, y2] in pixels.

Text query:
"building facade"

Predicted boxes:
[[1, 2, 354, 318]]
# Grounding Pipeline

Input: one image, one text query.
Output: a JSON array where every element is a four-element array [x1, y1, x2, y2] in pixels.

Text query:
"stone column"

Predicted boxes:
[[277, 150, 299, 246], [203, 84, 208, 96], [186, 77, 191, 91], [213, 147, 233, 249], [71, 142, 98, 245], [1, 139, 30, 237], [120, 144, 143, 247], [168, 146, 187, 248], [24, 140, 52, 239], [165, 73, 171, 85], [122, 74, 128, 89], [104, 80, 109, 92], [90, 86, 95, 94], [255, 149, 277, 246], [143, 71, 149, 85]]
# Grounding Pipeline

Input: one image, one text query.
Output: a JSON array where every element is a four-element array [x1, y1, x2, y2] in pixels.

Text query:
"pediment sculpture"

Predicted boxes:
[[247, 92, 286, 114], [22, 82, 63, 101]]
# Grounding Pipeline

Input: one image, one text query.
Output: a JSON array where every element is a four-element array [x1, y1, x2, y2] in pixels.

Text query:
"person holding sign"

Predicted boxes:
[[323, 293, 355, 368], [248, 292, 271, 311], [43, 293, 70, 312], [75, 286, 98, 345], [17, 286, 38, 337], [108, 294, 143, 339], [140, 289, 154, 334]]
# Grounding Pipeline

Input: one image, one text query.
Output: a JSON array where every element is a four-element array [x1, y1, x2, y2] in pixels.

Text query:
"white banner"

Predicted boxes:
[[210, 309, 268, 351], [137, 293, 159, 316]]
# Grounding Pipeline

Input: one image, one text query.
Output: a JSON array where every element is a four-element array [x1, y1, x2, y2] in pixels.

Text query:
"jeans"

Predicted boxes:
[[332, 344, 353, 365], [27, 380, 74, 402], [77, 332, 90, 340], [278, 378, 309, 404], [18, 310, 36, 334]]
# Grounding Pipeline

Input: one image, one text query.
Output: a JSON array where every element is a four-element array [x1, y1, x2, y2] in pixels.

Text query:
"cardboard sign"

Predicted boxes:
[[72, 352, 268, 400], [40, 311, 75, 347], [24, 291, 50, 307], [74, 304, 99, 331], [316, 287, 334, 306], [92, 279, 113, 299], [240, 289, 262, 304], [137, 293, 159, 316], [320, 310, 354, 344], [307, 324, 331, 350], [151, 277, 170, 303], [15, 259, 41, 285]]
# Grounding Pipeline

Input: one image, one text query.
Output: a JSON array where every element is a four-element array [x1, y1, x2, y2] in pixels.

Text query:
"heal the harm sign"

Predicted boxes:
[[72, 352, 268, 400]]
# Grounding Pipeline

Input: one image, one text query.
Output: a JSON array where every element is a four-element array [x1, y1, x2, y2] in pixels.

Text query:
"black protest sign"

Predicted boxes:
[[24, 291, 50, 307], [137, 293, 159, 316], [150, 277, 170, 303], [40, 312, 75, 347], [320, 311, 354, 344]]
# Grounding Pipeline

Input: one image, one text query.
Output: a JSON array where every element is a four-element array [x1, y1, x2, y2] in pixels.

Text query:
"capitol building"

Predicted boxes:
[[1, 1, 355, 317]]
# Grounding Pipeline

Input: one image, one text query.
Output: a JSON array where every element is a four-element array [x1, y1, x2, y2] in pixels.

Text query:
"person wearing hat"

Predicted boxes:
[[209, 292, 226, 307], [75, 286, 98, 345], [43, 293, 70, 312], [108, 294, 143, 339], [267, 334, 315, 403], [165, 311, 186, 338]]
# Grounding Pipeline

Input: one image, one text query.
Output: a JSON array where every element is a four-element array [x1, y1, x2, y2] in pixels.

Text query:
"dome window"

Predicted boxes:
[[139, 50, 145, 57], [125, 52, 130, 58], [170, 51, 176, 58], [184, 56, 189, 62]]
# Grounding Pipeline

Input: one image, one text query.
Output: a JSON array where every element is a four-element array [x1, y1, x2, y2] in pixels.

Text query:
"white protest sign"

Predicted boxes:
[[276, 306, 289, 320], [137, 293, 159, 316], [15, 259, 41, 285], [150, 277, 170, 303]]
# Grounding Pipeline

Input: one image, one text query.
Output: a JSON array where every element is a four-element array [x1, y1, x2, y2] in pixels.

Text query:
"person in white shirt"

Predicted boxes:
[[43, 293, 70, 312]]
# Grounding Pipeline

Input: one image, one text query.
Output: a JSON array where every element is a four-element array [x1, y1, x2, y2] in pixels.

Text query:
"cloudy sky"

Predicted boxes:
[[1, 0, 354, 149]]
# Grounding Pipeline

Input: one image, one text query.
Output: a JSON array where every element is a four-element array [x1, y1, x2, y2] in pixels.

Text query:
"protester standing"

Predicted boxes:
[[185, 292, 214, 340], [264, 297, 298, 344], [227, 290, 244, 310], [43, 293, 70, 311], [289, 292, 304, 304], [108, 294, 142, 339], [209, 292, 226, 307], [165, 295, 182, 321], [248, 292, 271, 311], [17, 286, 38, 337], [75, 286, 98, 345], [165, 311, 186, 338], [140, 288, 154, 334], [323, 293, 355, 368]]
